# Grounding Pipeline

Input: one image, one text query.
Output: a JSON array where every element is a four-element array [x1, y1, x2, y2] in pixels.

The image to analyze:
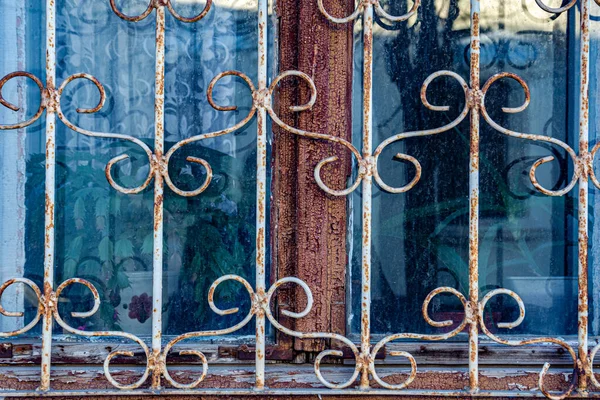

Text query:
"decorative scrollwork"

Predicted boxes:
[[258, 69, 471, 197], [58, 68, 360, 199], [109, 0, 154, 22], [587, 342, 600, 389], [0, 273, 266, 390], [0, 276, 153, 389], [158, 275, 256, 388], [109, 0, 212, 23], [55, 70, 261, 196], [57, 73, 106, 115], [316, 0, 363, 24], [366, 286, 577, 398], [52, 278, 151, 390], [367, 68, 600, 200], [160, 347, 208, 389], [0, 71, 46, 130], [373, 0, 419, 22], [192, 274, 361, 389], [0, 278, 44, 337], [207, 274, 257, 318], [369, 287, 468, 389], [480, 72, 580, 196], [154, 274, 363, 390], [588, 142, 600, 190], [209, 68, 476, 199], [205, 68, 366, 197], [162, 71, 258, 197], [534, 0, 578, 14], [165, 0, 212, 23], [55, 73, 157, 195], [104, 153, 155, 195], [317, 0, 419, 24], [479, 289, 577, 400], [265, 71, 365, 196], [264, 277, 362, 389], [373, 71, 470, 194]]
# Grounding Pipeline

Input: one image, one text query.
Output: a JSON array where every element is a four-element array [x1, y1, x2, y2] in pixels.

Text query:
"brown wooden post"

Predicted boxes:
[[271, 0, 354, 353]]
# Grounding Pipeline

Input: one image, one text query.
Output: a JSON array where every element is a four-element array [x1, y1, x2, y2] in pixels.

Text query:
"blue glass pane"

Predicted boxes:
[[350, 1, 591, 337], [0, 0, 268, 339]]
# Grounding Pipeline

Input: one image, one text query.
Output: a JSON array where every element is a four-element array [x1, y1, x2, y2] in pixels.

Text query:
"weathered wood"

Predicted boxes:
[[270, 0, 301, 354], [0, 340, 582, 366], [273, 0, 354, 353], [0, 364, 587, 394]]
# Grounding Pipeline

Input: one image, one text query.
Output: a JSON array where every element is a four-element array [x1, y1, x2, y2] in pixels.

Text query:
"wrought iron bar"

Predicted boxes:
[[468, 0, 481, 391], [255, 0, 269, 388], [578, 0, 591, 393], [151, 4, 166, 389], [40, 0, 57, 390], [360, 0, 374, 390]]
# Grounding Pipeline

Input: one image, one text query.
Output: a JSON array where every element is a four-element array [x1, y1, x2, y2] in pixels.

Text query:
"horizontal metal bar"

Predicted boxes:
[[1, 389, 597, 398]]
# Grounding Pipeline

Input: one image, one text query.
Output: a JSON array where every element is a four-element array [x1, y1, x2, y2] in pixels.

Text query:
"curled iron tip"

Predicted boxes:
[[534, 0, 578, 14], [0, 72, 46, 130]]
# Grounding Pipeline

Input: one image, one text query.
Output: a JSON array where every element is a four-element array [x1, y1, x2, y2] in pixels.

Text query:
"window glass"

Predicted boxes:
[[350, 0, 595, 337], [0, 0, 264, 337]]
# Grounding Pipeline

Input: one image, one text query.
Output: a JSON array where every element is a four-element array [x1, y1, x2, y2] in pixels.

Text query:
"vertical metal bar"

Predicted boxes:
[[359, 2, 374, 390], [151, 5, 166, 389], [255, 0, 268, 389], [578, 0, 590, 392], [468, 0, 480, 392], [39, 0, 56, 391], [15, 0, 27, 331]]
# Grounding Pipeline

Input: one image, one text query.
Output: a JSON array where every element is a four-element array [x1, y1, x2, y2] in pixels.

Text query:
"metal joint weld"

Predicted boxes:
[[152, 0, 169, 8], [147, 353, 165, 373], [250, 291, 266, 316], [357, 352, 372, 369], [577, 151, 593, 178], [359, 156, 374, 177], [252, 89, 271, 109], [467, 89, 483, 110], [42, 87, 59, 113], [465, 300, 477, 324], [578, 357, 588, 378], [151, 154, 168, 177], [41, 291, 57, 313]]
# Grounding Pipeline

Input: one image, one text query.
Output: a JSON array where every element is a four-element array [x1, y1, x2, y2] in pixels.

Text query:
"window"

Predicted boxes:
[[0, 0, 599, 398], [353, 0, 580, 337]]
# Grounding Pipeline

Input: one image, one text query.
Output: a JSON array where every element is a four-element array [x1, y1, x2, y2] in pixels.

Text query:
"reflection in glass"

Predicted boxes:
[[350, 0, 588, 337], [0, 0, 265, 338]]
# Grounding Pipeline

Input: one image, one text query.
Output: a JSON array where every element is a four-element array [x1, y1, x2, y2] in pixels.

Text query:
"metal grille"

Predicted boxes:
[[0, 0, 598, 398]]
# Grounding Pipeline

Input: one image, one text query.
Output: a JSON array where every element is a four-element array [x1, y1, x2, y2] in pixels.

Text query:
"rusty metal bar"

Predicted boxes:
[[255, 0, 269, 389], [151, 4, 166, 390], [40, 0, 57, 391], [359, 0, 374, 391], [467, 0, 480, 392], [577, 0, 591, 393]]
